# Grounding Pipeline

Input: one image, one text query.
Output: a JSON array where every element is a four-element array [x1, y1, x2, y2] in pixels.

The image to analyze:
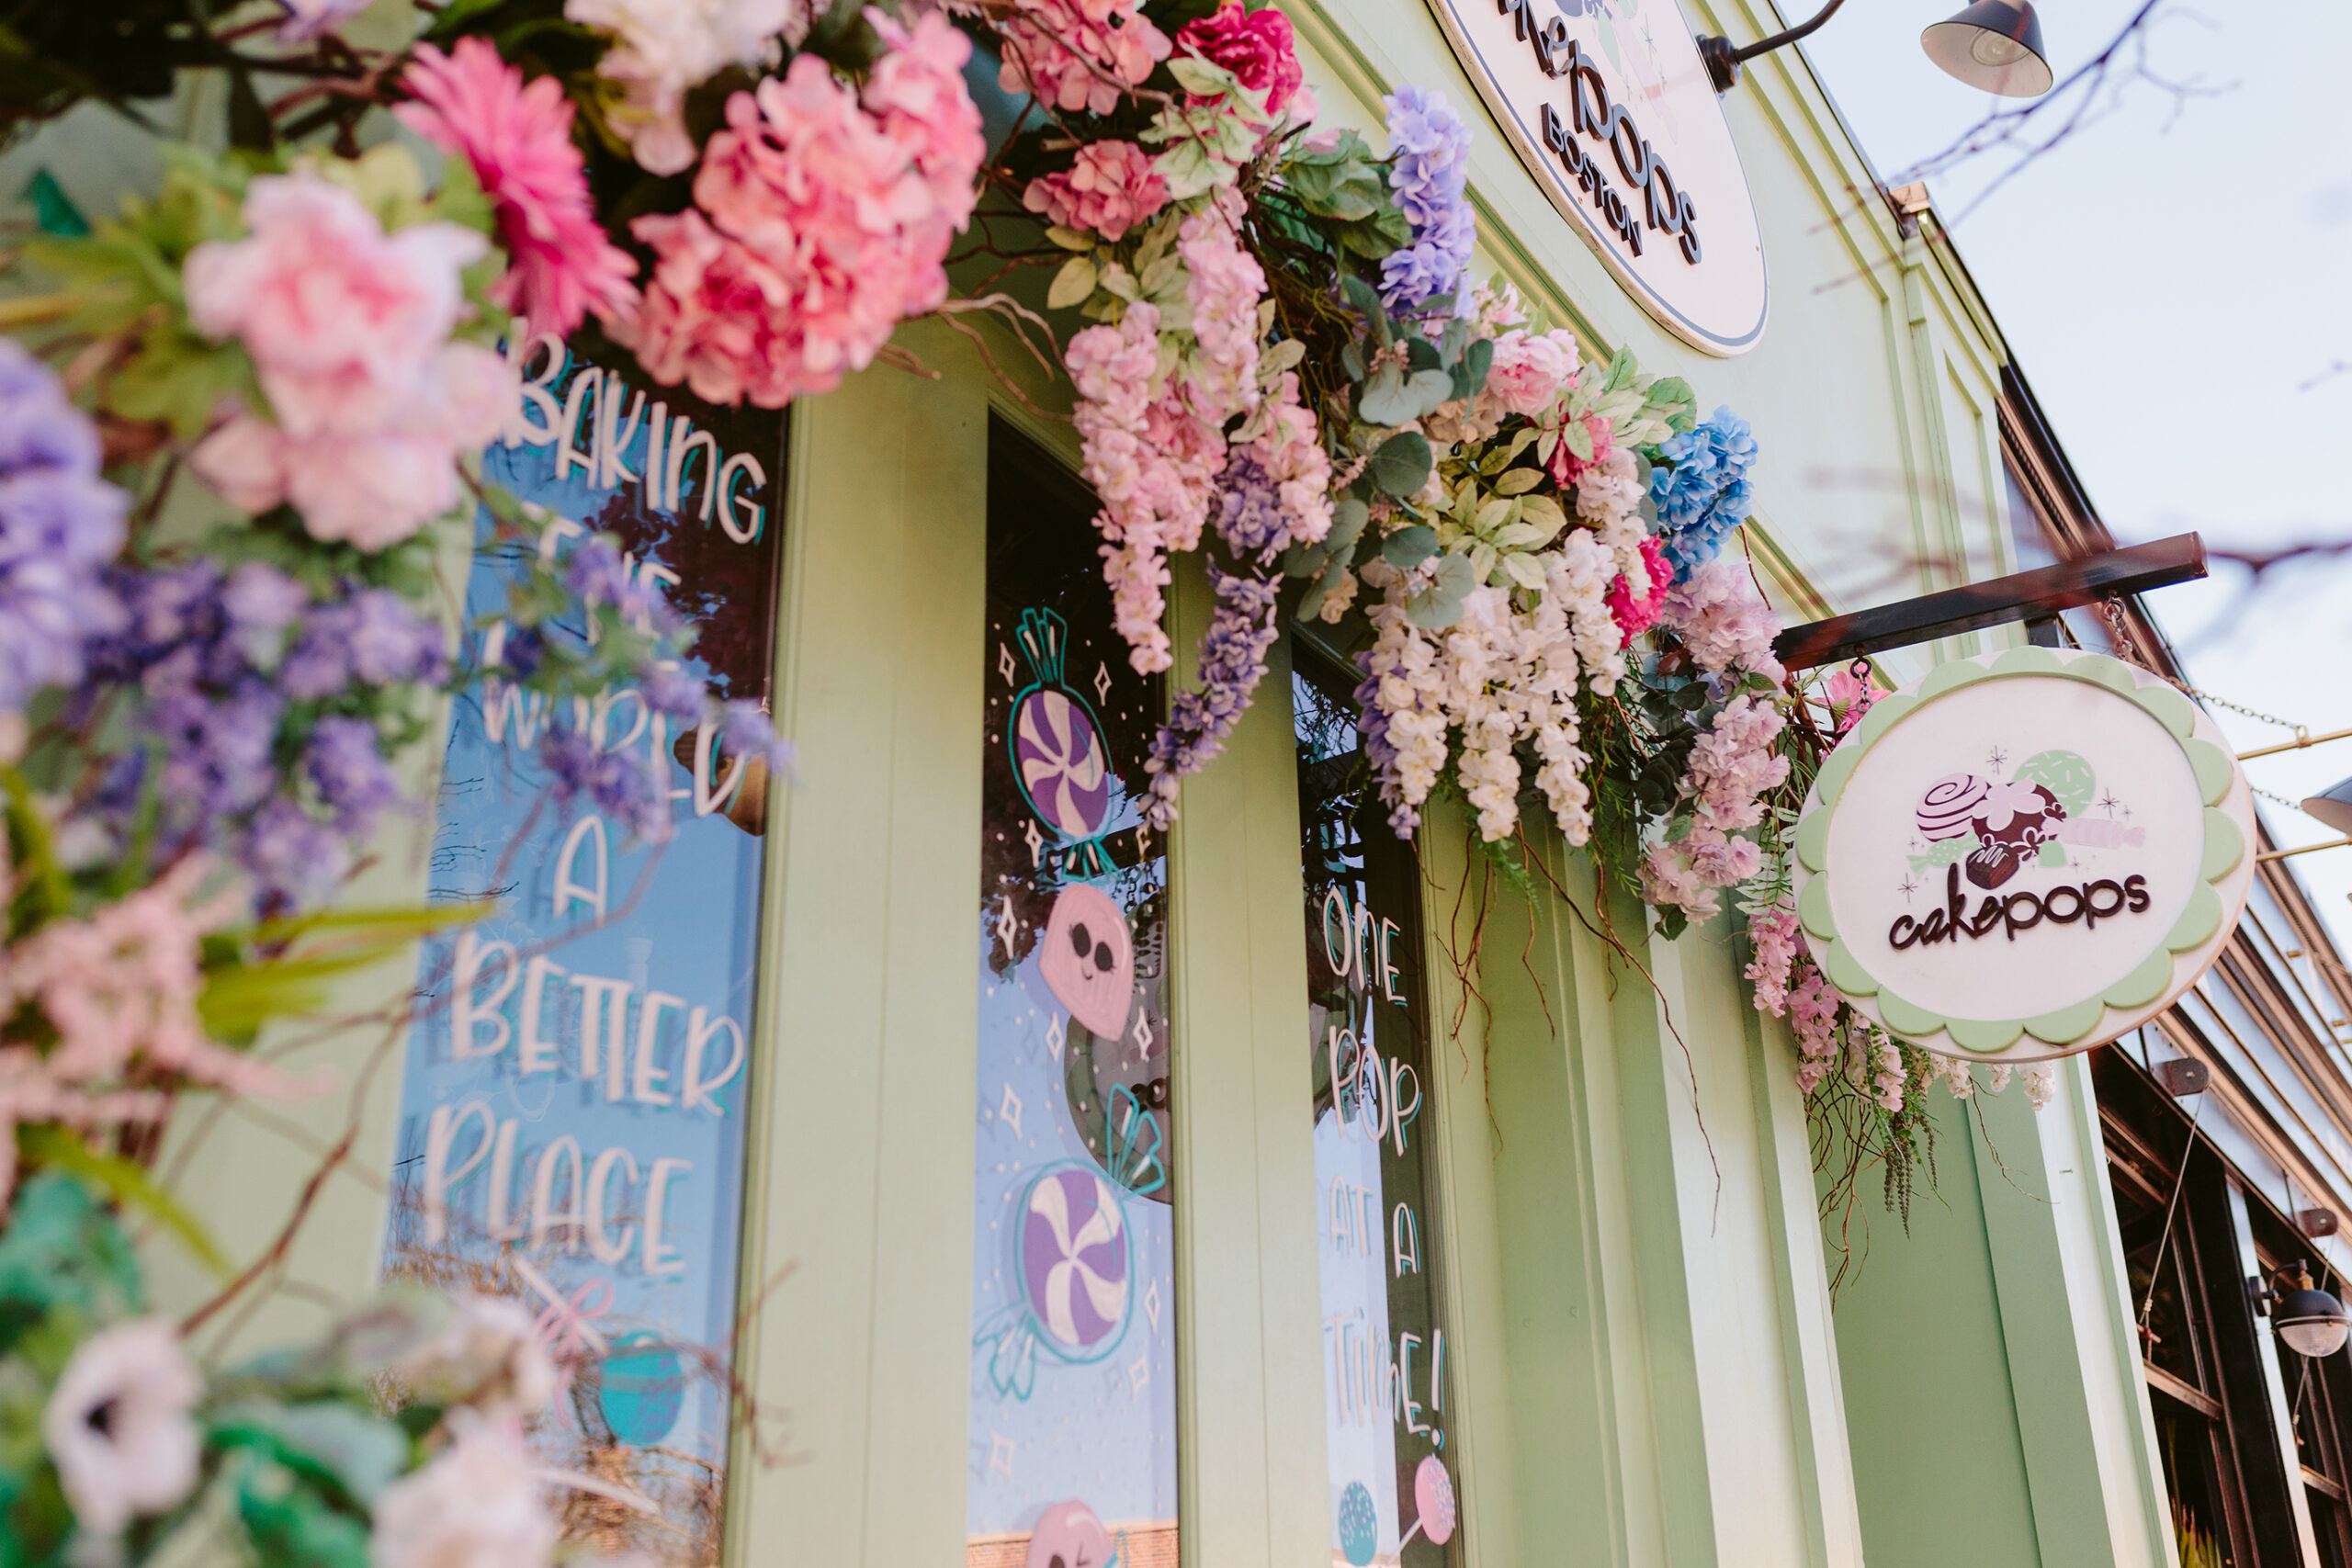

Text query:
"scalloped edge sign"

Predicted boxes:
[[1791, 648, 2256, 1062]]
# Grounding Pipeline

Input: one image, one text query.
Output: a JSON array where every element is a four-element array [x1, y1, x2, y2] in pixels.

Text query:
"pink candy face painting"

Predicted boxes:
[[1040, 883, 1135, 1039], [1024, 1499, 1115, 1568]]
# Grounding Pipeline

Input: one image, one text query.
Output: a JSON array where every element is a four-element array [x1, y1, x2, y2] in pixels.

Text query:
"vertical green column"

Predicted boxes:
[[1161, 578, 1329, 1568], [728, 322, 989, 1568]]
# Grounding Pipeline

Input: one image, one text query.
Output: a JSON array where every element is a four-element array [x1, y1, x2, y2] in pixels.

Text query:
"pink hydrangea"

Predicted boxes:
[[1023, 141, 1169, 241], [395, 38, 639, 339], [610, 209, 801, 407], [183, 172, 513, 550], [1607, 534, 1671, 642], [998, 0, 1171, 115], [1478, 326, 1578, 421], [863, 8, 988, 233], [1825, 663, 1881, 734], [1745, 906, 1799, 1017], [620, 41, 981, 409], [1662, 558, 1786, 682], [1172, 1, 1304, 116]]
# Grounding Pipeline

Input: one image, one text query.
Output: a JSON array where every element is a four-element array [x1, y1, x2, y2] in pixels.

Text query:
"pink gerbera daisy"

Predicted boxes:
[[396, 38, 639, 340]]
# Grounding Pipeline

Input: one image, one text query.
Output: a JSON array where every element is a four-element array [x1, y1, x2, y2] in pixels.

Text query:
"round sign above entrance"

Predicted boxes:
[[1422, 0, 1769, 355], [1792, 649, 2256, 1062]]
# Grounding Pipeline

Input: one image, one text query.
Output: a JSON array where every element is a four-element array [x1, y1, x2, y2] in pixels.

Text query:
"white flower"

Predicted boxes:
[[395, 1294, 557, 1418], [370, 1415, 557, 1568], [2023, 1065, 2057, 1111], [42, 1317, 203, 1538]]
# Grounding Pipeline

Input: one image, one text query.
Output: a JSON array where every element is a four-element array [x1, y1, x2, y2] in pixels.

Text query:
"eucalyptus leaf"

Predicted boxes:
[[1382, 525, 1440, 568], [1356, 364, 1415, 425], [1405, 336, 1441, 374], [1438, 318, 1469, 367], [1327, 496, 1370, 554], [1404, 367, 1455, 419], [1340, 340, 1365, 381], [1405, 553, 1477, 628], [1368, 430, 1432, 498]]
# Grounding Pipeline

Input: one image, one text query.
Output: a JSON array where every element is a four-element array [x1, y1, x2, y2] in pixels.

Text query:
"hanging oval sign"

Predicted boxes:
[[1422, 0, 1769, 355], [1792, 649, 2256, 1062]]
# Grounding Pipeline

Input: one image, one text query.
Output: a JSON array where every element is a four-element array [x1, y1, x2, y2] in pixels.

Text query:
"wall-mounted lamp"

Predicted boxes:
[[2251, 1262, 2352, 1358], [1699, 0, 2052, 99]]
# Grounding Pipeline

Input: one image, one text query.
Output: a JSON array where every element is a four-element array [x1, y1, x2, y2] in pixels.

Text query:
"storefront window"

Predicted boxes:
[[1295, 662, 1462, 1567], [387, 336, 786, 1565], [968, 423, 1178, 1567]]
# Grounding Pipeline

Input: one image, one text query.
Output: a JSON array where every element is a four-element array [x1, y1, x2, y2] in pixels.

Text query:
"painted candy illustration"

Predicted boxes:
[[1964, 777, 2067, 889], [1023, 1166, 1132, 1353], [1041, 883, 1136, 1039], [1025, 1498, 1116, 1568], [2012, 749, 2097, 818], [1336, 1479, 1379, 1567], [1009, 608, 1115, 866]]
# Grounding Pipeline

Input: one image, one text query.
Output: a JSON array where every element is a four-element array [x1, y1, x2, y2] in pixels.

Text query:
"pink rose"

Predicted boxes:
[[183, 172, 511, 549], [1479, 327, 1578, 420], [1023, 141, 1170, 241], [1174, 2, 1304, 115]]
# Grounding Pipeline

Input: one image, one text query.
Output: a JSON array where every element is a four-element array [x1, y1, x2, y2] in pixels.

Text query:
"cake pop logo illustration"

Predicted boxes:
[[1336, 1480, 1380, 1566], [598, 1330, 686, 1448], [1406, 1455, 1458, 1549], [1794, 648, 2256, 1061], [1008, 608, 1115, 873], [1025, 1499, 1122, 1568], [1040, 883, 1135, 1039]]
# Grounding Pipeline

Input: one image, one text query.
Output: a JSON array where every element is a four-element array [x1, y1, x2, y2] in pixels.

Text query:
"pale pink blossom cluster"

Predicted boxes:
[[616, 15, 983, 408], [1661, 559, 1787, 682], [565, 0, 799, 175], [2022, 1064, 2056, 1110], [1868, 1033, 1905, 1111], [186, 172, 514, 552], [1685, 694, 1789, 832], [1744, 905, 1800, 1016], [1232, 367, 1335, 547], [0, 858, 314, 1206], [1639, 826, 1758, 921], [998, 0, 1172, 114], [1357, 527, 1617, 843], [370, 1412, 558, 1568], [1023, 141, 1170, 241], [1789, 963, 1840, 1094], [1069, 202, 1275, 672]]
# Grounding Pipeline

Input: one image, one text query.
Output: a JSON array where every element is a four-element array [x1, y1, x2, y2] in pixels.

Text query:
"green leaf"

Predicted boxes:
[[1561, 418, 1595, 462], [1406, 553, 1477, 629], [0, 1172, 144, 1343], [1381, 525, 1440, 568], [1044, 225, 1094, 251], [1047, 254, 1099, 310], [1492, 468, 1542, 497], [1499, 551, 1547, 590], [209, 1402, 408, 1508], [1368, 430, 1432, 498], [17, 1126, 232, 1280], [1326, 496, 1370, 556], [1490, 522, 1549, 549], [22, 169, 88, 237]]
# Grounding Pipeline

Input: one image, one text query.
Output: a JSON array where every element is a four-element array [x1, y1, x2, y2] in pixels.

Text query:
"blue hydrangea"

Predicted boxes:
[[1378, 85, 1476, 310], [1651, 407, 1759, 581]]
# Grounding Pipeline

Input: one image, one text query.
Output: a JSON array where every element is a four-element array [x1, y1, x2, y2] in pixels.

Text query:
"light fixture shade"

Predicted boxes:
[[2305, 774, 2352, 837], [2277, 1286, 2352, 1358], [1922, 1, 2054, 97]]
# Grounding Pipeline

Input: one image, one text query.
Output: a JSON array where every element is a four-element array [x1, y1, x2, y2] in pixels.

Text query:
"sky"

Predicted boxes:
[[1797, 0, 2352, 955]]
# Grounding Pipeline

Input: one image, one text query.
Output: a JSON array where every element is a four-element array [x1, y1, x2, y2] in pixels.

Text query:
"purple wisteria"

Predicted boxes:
[[1378, 85, 1476, 310], [1140, 566, 1282, 829], [0, 341, 126, 716], [85, 560, 445, 908]]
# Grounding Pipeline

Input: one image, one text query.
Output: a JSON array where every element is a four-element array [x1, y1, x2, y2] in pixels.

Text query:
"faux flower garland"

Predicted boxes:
[[0, 0, 2049, 1555]]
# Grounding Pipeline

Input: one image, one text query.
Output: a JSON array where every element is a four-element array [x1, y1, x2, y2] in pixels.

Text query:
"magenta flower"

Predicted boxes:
[[1174, 2, 1304, 116], [396, 38, 639, 340], [1023, 141, 1169, 242]]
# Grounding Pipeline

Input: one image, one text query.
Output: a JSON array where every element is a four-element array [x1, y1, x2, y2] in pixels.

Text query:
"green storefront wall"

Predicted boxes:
[[90, 0, 2197, 1563]]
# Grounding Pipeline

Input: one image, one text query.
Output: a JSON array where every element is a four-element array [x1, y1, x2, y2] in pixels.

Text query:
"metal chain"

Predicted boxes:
[[2157, 676, 2308, 734]]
